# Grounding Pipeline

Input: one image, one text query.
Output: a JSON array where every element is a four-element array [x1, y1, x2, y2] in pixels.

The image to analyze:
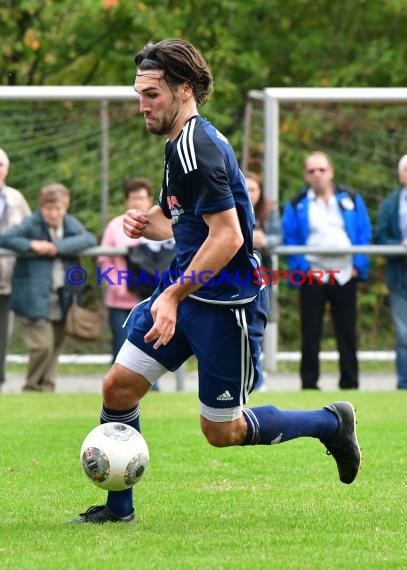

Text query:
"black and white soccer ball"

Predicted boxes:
[[80, 422, 149, 491]]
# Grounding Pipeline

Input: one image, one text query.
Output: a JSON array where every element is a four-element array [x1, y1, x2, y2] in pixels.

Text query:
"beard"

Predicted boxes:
[[145, 105, 179, 136], [146, 121, 169, 136]]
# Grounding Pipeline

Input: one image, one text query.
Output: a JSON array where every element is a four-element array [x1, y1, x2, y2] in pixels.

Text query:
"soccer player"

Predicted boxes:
[[72, 39, 361, 524]]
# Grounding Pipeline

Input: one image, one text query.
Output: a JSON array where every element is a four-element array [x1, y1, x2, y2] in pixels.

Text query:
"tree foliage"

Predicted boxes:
[[2, 0, 407, 149], [2, 0, 407, 122]]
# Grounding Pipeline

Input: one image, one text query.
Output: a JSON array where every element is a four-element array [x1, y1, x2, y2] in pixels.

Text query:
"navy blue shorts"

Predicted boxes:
[[126, 285, 269, 411]]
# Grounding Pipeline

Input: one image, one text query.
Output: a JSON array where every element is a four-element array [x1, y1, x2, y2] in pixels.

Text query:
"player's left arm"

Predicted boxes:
[[144, 207, 243, 348]]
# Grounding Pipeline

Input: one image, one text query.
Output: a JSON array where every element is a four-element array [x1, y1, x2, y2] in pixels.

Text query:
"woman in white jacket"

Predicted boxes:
[[0, 148, 31, 388]]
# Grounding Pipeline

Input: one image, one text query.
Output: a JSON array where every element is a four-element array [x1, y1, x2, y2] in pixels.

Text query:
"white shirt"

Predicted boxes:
[[306, 189, 353, 285], [0, 187, 6, 220], [48, 224, 65, 321], [49, 224, 65, 290], [399, 188, 407, 240]]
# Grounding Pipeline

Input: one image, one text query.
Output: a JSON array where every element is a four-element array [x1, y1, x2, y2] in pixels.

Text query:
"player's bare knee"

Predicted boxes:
[[102, 367, 130, 406], [202, 429, 231, 447], [103, 364, 150, 408], [200, 418, 244, 447], [102, 370, 120, 404]]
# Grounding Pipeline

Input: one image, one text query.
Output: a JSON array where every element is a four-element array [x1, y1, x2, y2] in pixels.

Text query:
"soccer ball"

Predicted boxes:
[[80, 422, 149, 491]]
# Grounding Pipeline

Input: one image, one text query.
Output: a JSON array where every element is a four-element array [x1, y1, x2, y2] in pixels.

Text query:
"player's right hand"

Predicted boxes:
[[123, 209, 149, 238], [144, 288, 179, 349]]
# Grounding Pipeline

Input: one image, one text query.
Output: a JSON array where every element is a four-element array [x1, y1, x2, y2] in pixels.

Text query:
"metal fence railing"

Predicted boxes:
[[2, 244, 407, 257], [1, 244, 404, 374]]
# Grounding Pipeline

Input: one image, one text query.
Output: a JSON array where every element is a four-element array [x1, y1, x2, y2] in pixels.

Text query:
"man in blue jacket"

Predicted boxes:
[[282, 151, 372, 390], [376, 154, 407, 390]]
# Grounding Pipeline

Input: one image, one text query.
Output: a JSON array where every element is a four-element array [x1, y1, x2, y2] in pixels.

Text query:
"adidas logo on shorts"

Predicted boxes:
[[216, 390, 234, 401]]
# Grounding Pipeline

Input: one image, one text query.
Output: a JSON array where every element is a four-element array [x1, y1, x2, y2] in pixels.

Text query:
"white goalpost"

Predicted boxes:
[[244, 87, 407, 206], [243, 87, 407, 370]]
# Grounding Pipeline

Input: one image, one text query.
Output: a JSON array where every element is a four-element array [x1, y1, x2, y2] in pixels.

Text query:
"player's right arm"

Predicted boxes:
[[123, 205, 173, 241]]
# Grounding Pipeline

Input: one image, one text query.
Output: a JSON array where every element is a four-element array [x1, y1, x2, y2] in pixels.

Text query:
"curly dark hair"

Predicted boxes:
[[135, 39, 213, 105]]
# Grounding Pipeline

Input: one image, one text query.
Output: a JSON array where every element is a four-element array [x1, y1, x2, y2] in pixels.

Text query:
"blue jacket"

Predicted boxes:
[[282, 183, 372, 286], [376, 188, 407, 293], [0, 209, 96, 319]]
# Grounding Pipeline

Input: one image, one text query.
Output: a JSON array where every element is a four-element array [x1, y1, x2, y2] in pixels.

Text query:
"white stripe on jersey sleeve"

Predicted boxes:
[[177, 117, 197, 174], [177, 135, 188, 173], [187, 119, 197, 169]]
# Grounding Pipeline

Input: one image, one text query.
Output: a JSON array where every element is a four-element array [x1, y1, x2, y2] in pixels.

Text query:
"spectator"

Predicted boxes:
[[0, 148, 31, 389], [98, 178, 154, 362], [282, 151, 372, 390], [99, 177, 182, 391], [376, 154, 407, 390], [246, 171, 281, 315], [245, 171, 281, 390], [0, 183, 96, 392]]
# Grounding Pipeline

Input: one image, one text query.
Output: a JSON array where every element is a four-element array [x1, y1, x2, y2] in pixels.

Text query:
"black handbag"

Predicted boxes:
[[126, 242, 176, 299]]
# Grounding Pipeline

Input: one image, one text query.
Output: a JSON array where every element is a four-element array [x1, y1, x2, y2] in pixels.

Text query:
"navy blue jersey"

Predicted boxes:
[[158, 115, 261, 305]]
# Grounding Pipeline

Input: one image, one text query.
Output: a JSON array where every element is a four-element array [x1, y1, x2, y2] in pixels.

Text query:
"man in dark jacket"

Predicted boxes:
[[282, 151, 372, 390], [0, 182, 96, 391], [376, 154, 407, 390]]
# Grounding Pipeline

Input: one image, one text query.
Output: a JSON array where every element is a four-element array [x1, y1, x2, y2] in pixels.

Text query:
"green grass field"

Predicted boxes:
[[1, 391, 406, 570]]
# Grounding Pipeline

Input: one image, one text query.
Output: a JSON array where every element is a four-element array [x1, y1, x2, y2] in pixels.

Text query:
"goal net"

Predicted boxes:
[[0, 88, 163, 235], [242, 88, 407, 361]]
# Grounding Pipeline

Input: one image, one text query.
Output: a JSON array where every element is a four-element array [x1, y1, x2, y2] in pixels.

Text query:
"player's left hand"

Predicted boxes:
[[144, 290, 179, 349]]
